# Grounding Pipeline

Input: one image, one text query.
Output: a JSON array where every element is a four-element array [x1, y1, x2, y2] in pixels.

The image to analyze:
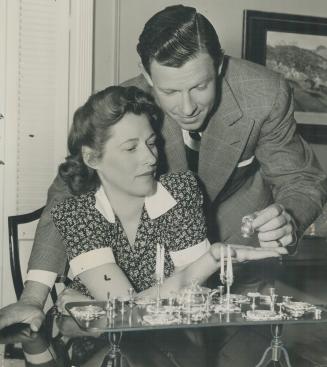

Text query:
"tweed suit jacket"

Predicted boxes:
[[123, 56, 327, 244], [28, 56, 327, 275]]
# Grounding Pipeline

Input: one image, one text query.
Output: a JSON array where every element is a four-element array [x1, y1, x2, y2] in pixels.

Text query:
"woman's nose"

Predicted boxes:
[[144, 145, 157, 165]]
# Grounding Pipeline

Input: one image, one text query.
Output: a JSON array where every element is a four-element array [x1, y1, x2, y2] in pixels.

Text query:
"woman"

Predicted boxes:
[[51, 85, 284, 306]]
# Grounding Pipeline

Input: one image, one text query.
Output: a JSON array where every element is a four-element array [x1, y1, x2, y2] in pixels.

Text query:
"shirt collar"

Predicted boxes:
[[182, 129, 202, 151], [94, 181, 177, 223]]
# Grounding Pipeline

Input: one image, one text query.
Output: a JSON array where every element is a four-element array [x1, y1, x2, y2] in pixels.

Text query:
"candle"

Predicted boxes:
[[159, 245, 165, 283], [155, 243, 160, 278], [226, 245, 233, 284], [155, 244, 165, 283], [220, 246, 225, 279]]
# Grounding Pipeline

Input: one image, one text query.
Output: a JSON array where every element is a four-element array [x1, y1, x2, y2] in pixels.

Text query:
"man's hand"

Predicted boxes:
[[0, 302, 44, 332], [252, 203, 296, 249], [56, 288, 91, 315]]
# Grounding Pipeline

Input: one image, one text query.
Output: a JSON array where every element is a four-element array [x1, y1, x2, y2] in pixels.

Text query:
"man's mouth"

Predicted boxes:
[[178, 111, 202, 122]]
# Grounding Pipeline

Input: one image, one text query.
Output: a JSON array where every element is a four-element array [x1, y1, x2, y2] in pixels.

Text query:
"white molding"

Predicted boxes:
[[0, 0, 6, 308], [113, 0, 121, 84], [69, 0, 94, 126], [1, 0, 19, 307], [53, 0, 70, 171]]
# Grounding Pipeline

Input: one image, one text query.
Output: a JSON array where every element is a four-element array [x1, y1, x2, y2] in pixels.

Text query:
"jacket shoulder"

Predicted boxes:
[[120, 74, 152, 94], [225, 56, 282, 83], [224, 57, 290, 111]]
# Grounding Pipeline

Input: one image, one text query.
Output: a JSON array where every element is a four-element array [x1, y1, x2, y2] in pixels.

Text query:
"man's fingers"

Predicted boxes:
[[259, 232, 294, 248], [257, 215, 288, 232], [252, 204, 284, 229]]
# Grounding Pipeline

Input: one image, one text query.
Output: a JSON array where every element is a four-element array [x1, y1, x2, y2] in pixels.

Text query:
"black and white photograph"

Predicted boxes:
[[1, 2, 327, 367], [266, 31, 327, 117]]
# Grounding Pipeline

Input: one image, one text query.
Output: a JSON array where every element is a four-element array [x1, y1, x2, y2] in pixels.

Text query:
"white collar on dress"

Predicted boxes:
[[94, 181, 177, 223]]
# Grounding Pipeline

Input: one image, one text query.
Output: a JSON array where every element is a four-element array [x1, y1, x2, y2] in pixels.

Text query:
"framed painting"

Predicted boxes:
[[242, 10, 327, 126]]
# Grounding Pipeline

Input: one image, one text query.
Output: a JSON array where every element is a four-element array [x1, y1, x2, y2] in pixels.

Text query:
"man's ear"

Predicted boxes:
[[139, 63, 153, 87], [82, 146, 98, 169]]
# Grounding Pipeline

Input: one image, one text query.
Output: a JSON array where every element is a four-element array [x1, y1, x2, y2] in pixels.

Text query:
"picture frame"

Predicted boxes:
[[242, 10, 327, 126]]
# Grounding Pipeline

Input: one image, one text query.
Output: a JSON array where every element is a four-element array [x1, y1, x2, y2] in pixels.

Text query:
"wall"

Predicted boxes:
[[94, 0, 327, 85], [94, 0, 327, 172]]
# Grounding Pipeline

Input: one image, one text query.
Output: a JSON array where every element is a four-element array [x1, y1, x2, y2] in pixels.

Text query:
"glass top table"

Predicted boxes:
[[64, 298, 327, 334], [1, 296, 326, 367]]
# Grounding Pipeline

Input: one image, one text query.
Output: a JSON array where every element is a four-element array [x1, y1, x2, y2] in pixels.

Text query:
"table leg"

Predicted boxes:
[[101, 332, 123, 367], [255, 325, 292, 367]]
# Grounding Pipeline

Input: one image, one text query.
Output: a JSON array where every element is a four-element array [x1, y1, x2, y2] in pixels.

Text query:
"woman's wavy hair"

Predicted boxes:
[[59, 86, 161, 195], [137, 5, 224, 75]]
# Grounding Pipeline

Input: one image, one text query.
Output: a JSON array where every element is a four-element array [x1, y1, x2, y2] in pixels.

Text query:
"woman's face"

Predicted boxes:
[[94, 113, 158, 198]]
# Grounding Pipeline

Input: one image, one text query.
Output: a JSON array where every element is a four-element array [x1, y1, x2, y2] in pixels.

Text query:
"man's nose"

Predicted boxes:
[[180, 92, 197, 116]]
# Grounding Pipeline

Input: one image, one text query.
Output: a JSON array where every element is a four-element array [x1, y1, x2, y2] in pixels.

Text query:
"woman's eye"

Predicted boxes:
[[126, 146, 137, 152]]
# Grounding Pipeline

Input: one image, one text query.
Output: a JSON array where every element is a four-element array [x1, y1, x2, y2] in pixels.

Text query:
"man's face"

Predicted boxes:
[[147, 52, 217, 131]]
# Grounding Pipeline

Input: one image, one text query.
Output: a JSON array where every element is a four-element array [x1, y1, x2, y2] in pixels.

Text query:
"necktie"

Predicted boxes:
[[189, 131, 201, 143], [185, 131, 201, 172]]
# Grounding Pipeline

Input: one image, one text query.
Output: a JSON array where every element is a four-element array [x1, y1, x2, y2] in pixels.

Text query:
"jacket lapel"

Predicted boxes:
[[161, 116, 188, 172], [199, 77, 255, 202]]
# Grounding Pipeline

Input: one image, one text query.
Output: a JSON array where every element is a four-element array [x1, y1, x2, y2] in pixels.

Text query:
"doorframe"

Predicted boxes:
[[0, 0, 94, 307]]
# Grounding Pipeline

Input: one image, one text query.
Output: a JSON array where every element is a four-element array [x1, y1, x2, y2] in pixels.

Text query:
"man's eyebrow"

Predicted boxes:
[[159, 77, 213, 92], [194, 77, 212, 86], [159, 87, 178, 93]]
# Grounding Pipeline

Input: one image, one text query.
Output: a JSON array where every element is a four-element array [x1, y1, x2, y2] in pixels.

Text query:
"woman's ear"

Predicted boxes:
[[139, 62, 153, 87], [82, 146, 98, 169]]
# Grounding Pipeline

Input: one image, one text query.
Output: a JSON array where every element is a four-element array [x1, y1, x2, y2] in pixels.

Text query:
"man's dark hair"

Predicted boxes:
[[137, 5, 223, 74]]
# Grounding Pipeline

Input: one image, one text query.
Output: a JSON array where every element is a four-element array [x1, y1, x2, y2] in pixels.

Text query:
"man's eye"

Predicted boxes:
[[162, 90, 176, 95], [126, 146, 137, 152], [196, 83, 207, 91]]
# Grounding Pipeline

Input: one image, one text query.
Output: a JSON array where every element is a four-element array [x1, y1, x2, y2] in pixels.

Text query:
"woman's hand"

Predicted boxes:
[[210, 242, 287, 263], [229, 244, 287, 262], [56, 288, 91, 315]]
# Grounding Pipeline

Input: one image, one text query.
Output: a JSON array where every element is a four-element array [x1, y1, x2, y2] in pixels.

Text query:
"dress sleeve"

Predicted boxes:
[[27, 174, 72, 287], [51, 195, 116, 278], [164, 171, 209, 268]]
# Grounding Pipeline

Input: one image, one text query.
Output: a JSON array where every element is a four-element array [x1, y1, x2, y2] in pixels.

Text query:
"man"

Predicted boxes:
[[1, 4, 326, 335]]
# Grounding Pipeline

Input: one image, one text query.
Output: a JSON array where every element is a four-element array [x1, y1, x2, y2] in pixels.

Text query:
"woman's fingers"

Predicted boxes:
[[232, 246, 287, 262]]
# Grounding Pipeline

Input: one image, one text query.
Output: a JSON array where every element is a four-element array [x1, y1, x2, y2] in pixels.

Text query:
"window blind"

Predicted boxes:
[[17, 0, 61, 213]]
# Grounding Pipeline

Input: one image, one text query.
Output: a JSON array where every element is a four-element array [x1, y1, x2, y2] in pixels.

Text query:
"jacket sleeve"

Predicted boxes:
[[255, 77, 327, 240], [27, 174, 72, 275]]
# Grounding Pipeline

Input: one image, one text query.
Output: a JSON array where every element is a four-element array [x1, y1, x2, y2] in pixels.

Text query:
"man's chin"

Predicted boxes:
[[169, 116, 204, 130]]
